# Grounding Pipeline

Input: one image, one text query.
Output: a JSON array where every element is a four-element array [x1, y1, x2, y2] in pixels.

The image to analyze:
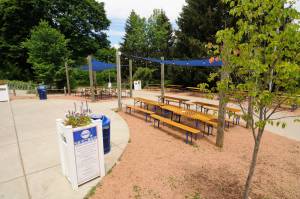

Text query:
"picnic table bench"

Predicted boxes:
[[151, 114, 200, 144], [125, 105, 154, 122]]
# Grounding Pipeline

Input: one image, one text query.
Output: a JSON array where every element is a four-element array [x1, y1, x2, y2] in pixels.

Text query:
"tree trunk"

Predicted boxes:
[[243, 128, 263, 199], [246, 96, 253, 128], [216, 70, 228, 148]]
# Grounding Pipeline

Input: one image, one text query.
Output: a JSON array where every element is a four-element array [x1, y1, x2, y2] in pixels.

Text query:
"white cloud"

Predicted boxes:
[[99, 0, 186, 22]]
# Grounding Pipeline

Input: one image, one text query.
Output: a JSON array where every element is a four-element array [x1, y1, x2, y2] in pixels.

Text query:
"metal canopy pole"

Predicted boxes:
[[88, 55, 95, 101], [116, 50, 122, 111], [129, 59, 133, 98]]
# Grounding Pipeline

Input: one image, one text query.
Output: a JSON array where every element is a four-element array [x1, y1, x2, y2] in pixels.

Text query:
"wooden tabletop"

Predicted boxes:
[[161, 105, 217, 126], [134, 97, 164, 107], [158, 95, 190, 102], [193, 101, 240, 113]]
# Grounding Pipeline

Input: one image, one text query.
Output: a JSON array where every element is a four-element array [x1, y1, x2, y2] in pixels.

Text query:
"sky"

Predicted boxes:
[[99, 0, 300, 48], [100, 0, 186, 48]]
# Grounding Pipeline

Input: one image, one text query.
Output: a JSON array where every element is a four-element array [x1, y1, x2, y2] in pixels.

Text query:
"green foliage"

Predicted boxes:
[[175, 0, 235, 58], [121, 9, 173, 58], [0, 0, 110, 81], [64, 114, 92, 128], [219, 0, 300, 131], [22, 21, 70, 87], [73, 68, 116, 87], [133, 67, 156, 87], [121, 10, 147, 56], [147, 9, 173, 57], [94, 48, 116, 63], [6, 80, 37, 90]]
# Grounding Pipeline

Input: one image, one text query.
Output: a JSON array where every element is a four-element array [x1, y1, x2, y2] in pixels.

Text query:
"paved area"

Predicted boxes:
[[0, 99, 129, 199], [0, 90, 299, 199]]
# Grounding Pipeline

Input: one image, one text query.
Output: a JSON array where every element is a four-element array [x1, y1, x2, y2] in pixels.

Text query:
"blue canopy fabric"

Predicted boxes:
[[134, 56, 223, 67], [81, 59, 116, 71]]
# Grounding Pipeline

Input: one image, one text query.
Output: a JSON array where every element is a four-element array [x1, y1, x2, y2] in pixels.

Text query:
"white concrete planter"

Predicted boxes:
[[56, 119, 105, 190]]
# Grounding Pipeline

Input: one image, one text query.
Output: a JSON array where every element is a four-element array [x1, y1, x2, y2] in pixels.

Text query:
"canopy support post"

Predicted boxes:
[[129, 59, 133, 98], [161, 56, 165, 101], [65, 61, 71, 95], [88, 55, 95, 101], [116, 50, 122, 111]]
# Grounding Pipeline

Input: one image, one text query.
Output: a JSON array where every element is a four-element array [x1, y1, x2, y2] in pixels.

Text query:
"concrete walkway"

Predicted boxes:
[[0, 99, 129, 199]]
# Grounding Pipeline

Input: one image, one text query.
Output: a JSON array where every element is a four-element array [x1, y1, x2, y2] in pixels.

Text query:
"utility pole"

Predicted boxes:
[[116, 49, 122, 111], [65, 61, 71, 95], [129, 59, 133, 98], [160, 57, 165, 102], [88, 55, 95, 101]]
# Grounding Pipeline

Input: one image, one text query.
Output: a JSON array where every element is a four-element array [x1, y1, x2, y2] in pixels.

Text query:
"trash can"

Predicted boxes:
[[90, 114, 111, 154], [37, 85, 47, 100]]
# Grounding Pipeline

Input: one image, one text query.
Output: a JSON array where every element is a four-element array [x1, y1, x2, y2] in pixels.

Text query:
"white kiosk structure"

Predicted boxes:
[[0, 84, 9, 102], [56, 119, 105, 190]]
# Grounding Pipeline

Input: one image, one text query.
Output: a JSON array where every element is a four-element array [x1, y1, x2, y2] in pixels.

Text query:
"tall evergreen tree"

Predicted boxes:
[[120, 10, 147, 57], [147, 9, 173, 57], [175, 0, 234, 58]]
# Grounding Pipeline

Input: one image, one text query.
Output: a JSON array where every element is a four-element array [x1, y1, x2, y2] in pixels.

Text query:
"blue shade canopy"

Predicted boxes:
[[81, 59, 116, 71], [134, 56, 223, 67]]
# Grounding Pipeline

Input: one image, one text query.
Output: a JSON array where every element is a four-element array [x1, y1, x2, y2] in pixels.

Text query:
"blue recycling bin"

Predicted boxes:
[[37, 85, 47, 100], [90, 114, 111, 154]]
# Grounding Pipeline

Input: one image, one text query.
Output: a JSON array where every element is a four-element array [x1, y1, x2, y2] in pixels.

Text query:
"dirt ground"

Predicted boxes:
[[91, 111, 300, 199]]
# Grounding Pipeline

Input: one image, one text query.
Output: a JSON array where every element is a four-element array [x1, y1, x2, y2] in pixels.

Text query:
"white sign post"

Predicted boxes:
[[56, 119, 105, 190], [0, 84, 9, 102]]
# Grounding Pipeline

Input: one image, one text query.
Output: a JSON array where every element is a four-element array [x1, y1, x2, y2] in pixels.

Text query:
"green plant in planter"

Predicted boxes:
[[64, 102, 92, 128]]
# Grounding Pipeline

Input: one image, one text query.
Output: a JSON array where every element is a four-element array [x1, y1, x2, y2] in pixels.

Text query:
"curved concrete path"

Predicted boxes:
[[0, 99, 129, 199]]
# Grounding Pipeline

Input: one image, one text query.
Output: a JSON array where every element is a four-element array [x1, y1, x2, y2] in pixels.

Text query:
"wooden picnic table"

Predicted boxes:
[[134, 97, 164, 110], [157, 95, 189, 107], [193, 101, 240, 113], [160, 104, 218, 134], [192, 101, 241, 124]]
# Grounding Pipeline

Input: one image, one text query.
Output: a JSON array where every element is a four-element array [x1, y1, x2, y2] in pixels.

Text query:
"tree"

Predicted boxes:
[[147, 9, 173, 57], [0, 0, 110, 80], [175, 0, 234, 58], [133, 67, 156, 87], [120, 10, 147, 56], [217, 0, 300, 198], [48, 0, 110, 61], [22, 21, 70, 87]]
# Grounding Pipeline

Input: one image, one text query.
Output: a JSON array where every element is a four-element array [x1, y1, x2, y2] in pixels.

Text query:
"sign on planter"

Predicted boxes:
[[73, 127, 100, 185]]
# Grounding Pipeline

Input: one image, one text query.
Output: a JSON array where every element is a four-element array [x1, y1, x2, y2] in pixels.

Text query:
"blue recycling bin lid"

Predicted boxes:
[[90, 114, 103, 120], [38, 85, 46, 90], [102, 115, 110, 127]]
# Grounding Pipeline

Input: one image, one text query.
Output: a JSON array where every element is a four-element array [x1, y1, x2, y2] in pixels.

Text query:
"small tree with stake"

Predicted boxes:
[[216, 0, 300, 198]]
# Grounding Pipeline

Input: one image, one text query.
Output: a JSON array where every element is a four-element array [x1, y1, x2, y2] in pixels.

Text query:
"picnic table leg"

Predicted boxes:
[[185, 132, 189, 144]]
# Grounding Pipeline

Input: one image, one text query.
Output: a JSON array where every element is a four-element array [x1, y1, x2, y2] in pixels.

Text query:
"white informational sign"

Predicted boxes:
[[56, 120, 105, 190], [108, 82, 112, 88], [134, 80, 142, 90], [73, 127, 100, 185], [0, 84, 9, 102]]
